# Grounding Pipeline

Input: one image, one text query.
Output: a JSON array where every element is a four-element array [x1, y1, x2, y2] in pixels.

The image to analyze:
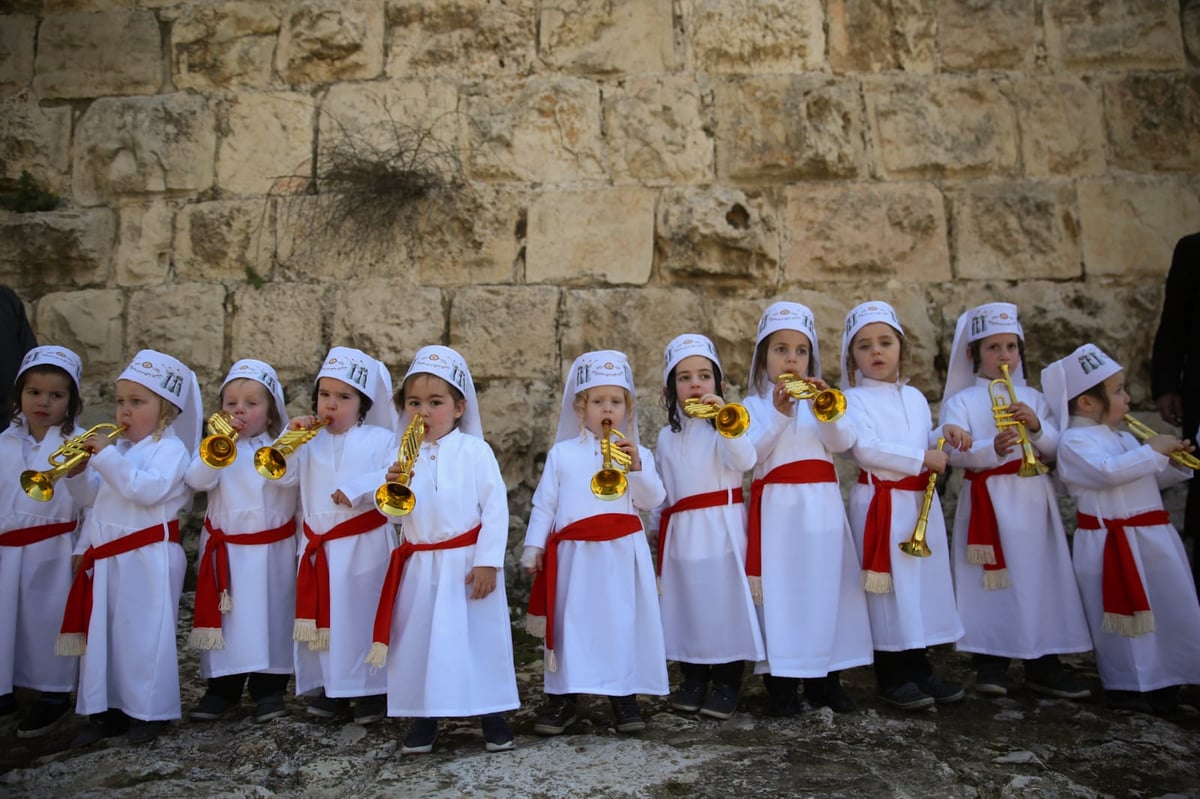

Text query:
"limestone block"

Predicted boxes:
[[526, 188, 655, 286], [0, 96, 71, 193], [115, 200, 176, 286], [329, 282, 445, 371], [415, 183, 528, 287], [781, 182, 951, 284], [229, 282, 327, 379], [656, 187, 779, 284], [1078, 178, 1200, 277], [32, 288, 125, 377], [384, 0, 537, 78], [1186, 1, 1200, 63], [216, 92, 314, 196], [464, 77, 605, 182], [949, 182, 1081, 281], [540, 0, 673, 75], [476, 378, 560, 487], [72, 94, 217, 206], [172, 2, 284, 91], [127, 283, 226, 376], [450, 285, 559, 381], [714, 75, 864, 182], [828, 0, 936, 74], [0, 208, 115, 289], [0, 15, 35, 97], [174, 199, 273, 283], [273, 193, 416, 283], [867, 77, 1018, 178], [319, 80, 460, 165], [1045, 0, 1184, 69], [936, 0, 1037, 72], [682, 0, 824, 73], [1103, 74, 1200, 174], [1010, 78, 1105, 178], [33, 11, 161, 99], [276, 0, 384, 86], [604, 75, 715, 185]]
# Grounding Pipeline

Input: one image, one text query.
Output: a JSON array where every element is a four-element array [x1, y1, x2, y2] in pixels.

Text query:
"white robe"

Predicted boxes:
[[1058, 419, 1200, 691], [184, 432, 300, 679], [0, 423, 96, 694], [651, 414, 764, 666], [941, 380, 1091, 659], [844, 378, 964, 651], [525, 432, 669, 696], [275, 424, 397, 698], [385, 430, 519, 717], [742, 393, 874, 677], [73, 432, 190, 721]]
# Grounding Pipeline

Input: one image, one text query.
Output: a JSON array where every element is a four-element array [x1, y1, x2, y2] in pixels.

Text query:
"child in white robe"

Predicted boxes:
[[940, 303, 1092, 699], [651, 334, 763, 720], [185, 359, 299, 723], [366, 346, 519, 754], [1, 347, 95, 738], [1043, 343, 1200, 713], [523, 350, 668, 735]]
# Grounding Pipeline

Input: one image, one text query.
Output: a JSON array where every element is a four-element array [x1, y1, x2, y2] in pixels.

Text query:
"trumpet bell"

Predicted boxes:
[[898, 528, 932, 558], [253, 448, 288, 481], [714, 404, 750, 438], [811, 390, 846, 423], [19, 468, 62, 502], [590, 468, 628, 500], [376, 482, 416, 517], [1017, 460, 1049, 478], [200, 435, 237, 469]]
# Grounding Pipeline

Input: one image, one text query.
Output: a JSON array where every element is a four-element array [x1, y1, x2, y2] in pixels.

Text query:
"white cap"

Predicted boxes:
[[316, 346, 398, 433], [840, 300, 904, 388], [119, 349, 203, 452], [222, 358, 288, 430], [401, 345, 482, 439], [662, 334, 721, 385], [748, 302, 821, 396], [943, 302, 1026, 402], [1040, 343, 1123, 431], [17, 345, 83, 393], [554, 350, 639, 445]]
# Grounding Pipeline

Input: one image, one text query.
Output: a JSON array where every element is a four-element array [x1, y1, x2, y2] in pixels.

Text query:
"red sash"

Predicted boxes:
[[963, 459, 1026, 589], [1076, 510, 1168, 637], [56, 520, 181, 655], [365, 525, 482, 666], [746, 460, 838, 579], [656, 487, 744, 577], [857, 470, 931, 594], [294, 510, 387, 650], [0, 520, 76, 547]]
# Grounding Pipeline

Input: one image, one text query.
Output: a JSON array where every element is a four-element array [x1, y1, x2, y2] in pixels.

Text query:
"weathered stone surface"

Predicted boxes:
[[464, 77, 605, 182], [318, 80, 460, 165], [384, 0, 538, 78], [683, 0, 824, 73], [782, 182, 951, 284], [30, 288, 125, 378], [828, 0, 937, 74], [0, 208, 115, 289], [539, 0, 673, 75], [1186, 0, 1200, 62], [867, 77, 1018, 178], [72, 94, 217, 206], [604, 75, 715, 185], [714, 75, 865, 182], [1045, 0, 1185, 69], [126, 283, 226, 375], [1010, 78, 1106, 178], [656, 187, 780, 284], [937, 0, 1037, 72], [276, 0, 384, 86], [114, 200, 176, 286], [329, 282, 445, 372], [0, 15, 35, 97], [0, 96, 72, 193], [414, 183, 526, 288], [216, 92, 314, 195], [172, 1, 284, 90], [273, 194, 416, 283], [229, 282, 327, 380], [450, 286, 559, 381], [526, 188, 655, 286], [174, 199, 273, 283], [949, 182, 1081, 281], [477, 377, 561, 486], [33, 10, 161, 99], [1078, 178, 1200, 277], [1103, 74, 1200, 174]]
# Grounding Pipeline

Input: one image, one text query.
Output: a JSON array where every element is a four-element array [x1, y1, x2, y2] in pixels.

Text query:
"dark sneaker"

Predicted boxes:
[[975, 670, 1008, 697], [534, 694, 577, 736], [671, 681, 707, 713], [1026, 671, 1091, 700], [1148, 686, 1180, 714], [128, 719, 169, 744], [1106, 690, 1152, 713], [306, 692, 345, 719], [915, 674, 965, 704], [254, 694, 288, 723], [481, 713, 515, 752], [69, 710, 129, 749], [698, 682, 738, 720], [764, 675, 802, 717], [877, 682, 936, 711], [610, 695, 645, 733], [353, 695, 386, 725], [806, 676, 856, 714], [0, 693, 15, 718], [16, 698, 72, 739], [189, 692, 237, 721], [400, 717, 439, 754]]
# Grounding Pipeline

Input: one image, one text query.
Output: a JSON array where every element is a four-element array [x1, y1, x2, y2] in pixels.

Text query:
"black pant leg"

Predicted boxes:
[[874, 651, 908, 688], [207, 674, 249, 702], [972, 653, 1012, 675], [710, 660, 745, 690], [678, 662, 712, 685], [247, 673, 290, 701]]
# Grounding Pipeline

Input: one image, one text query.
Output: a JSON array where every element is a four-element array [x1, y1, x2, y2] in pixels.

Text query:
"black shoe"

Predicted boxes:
[[534, 694, 577, 736], [671, 680, 707, 713], [16, 698, 72, 739], [806, 675, 856, 714], [1025, 670, 1091, 700], [305, 692, 345, 719], [128, 719, 169, 744], [764, 675, 802, 717], [189, 692, 237, 721], [481, 713, 515, 752], [610, 695, 645, 733], [0, 693, 15, 719], [915, 674, 965, 704], [70, 710, 129, 749], [877, 682, 936, 711], [1148, 686, 1180, 714], [975, 669, 1008, 697], [401, 718, 439, 754], [254, 694, 288, 723], [1106, 690, 1153, 713], [698, 682, 738, 720], [353, 695, 386, 725]]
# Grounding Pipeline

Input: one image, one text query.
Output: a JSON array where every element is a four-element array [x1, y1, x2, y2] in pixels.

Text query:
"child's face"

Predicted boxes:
[[21, 370, 72, 441], [221, 378, 271, 439], [316, 377, 363, 435], [852, 322, 901, 382], [673, 355, 717, 401], [580, 384, 628, 437], [972, 333, 1021, 381], [402, 373, 464, 443], [1098, 371, 1130, 427], [116, 380, 165, 444], [764, 329, 812, 381]]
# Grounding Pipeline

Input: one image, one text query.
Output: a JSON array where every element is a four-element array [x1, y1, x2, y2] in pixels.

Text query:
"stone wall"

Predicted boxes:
[[3, 1, 1200, 536]]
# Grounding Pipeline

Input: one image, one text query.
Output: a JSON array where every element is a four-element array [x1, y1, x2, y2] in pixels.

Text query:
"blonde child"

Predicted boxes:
[[840, 302, 968, 710], [1043, 343, 1200, 713], [940, 303, 1091, 698], [651, 334, 763, 719], [1, 347, 95, 738], [742, 304, 874, 715], [366, 346, 519, 754], [523, 350, 668, 734], [274, 346, 398, 725], [58, 349, 202, 746], [185, 359, 299, 723]]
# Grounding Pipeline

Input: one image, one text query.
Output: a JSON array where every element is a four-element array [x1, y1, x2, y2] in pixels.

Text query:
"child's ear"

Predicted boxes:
[[454, 398, 466, 420], [966, 345, 976, 364]]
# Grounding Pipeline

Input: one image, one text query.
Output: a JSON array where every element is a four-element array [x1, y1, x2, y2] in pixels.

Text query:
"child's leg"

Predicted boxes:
[[247, 673, 291, 723], [480, 713, 515, 752], [14, 690, 72, 738], [609, 694, 645, 733], [352, 693, 387, 725], [875, 650, 935, 710], [762, 674, 801, 717], [804, 670, 856, 714], [1023, 655, 1090, 700], [190, 674, 247, 720], [401, 717, 440, 754], [534, 693, 577, 736], [672, 662, 711, 712], [910, 649, 964, 705], [699, 661, 745, 719], [973, 653, 1011, 696]]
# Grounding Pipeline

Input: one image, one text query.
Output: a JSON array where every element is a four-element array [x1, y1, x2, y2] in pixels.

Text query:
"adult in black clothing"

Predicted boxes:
[[1151, 232, 1200, 588], [0, 285, 37, 428]]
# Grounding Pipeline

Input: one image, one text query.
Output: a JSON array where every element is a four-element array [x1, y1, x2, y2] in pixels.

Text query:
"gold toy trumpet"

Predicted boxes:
[[253, 418, 329, 480], [989, 364, 1048, 477], [590, 419, 631, 500], [777, 373, 846, 423], [20, 423, 126, 502], [199, 411, 239, 469], [1123, 414, 1200, 471], [682, 398, 750, 438], [899, 437, 944, 558], [375, 415, 426, 517]]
